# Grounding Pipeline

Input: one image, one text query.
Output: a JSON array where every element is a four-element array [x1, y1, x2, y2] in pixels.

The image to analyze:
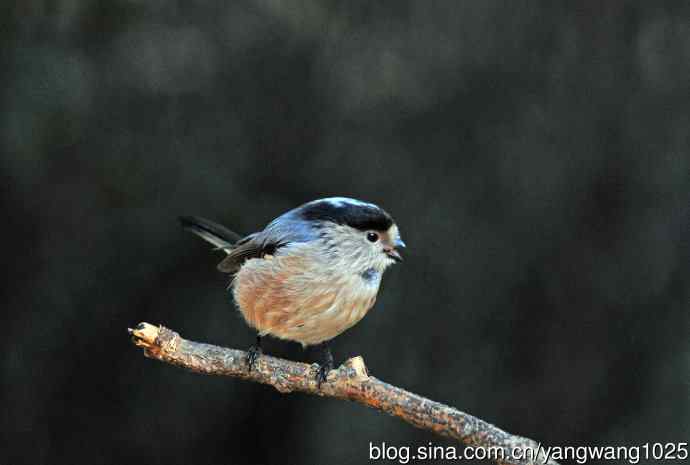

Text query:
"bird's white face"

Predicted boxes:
[[324, 223, 404, 274], [363, 224, 404, 267], [279, 196, 405, 277]]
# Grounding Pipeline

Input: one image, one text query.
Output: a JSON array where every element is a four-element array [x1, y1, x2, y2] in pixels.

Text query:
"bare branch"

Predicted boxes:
[[129, 323, 558, 465]]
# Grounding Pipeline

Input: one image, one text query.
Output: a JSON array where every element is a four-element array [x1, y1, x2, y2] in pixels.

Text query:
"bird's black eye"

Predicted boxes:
[[366, 232, 379, 242]]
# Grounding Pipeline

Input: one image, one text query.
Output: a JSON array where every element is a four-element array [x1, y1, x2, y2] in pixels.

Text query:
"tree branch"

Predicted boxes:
[[128, 323, 558, 465]]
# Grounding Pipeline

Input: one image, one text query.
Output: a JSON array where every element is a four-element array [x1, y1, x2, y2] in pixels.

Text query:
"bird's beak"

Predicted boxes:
[[385, 238, 406, 262]]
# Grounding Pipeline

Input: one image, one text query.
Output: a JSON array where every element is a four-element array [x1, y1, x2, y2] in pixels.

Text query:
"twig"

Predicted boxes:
[[128, 323, 558, 465]]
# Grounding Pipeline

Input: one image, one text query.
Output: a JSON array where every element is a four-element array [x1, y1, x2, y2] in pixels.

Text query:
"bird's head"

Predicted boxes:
[[299, 197, 405, 272]]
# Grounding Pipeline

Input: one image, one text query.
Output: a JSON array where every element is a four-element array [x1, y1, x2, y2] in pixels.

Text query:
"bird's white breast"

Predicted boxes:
[[231, 243, 382, 346]]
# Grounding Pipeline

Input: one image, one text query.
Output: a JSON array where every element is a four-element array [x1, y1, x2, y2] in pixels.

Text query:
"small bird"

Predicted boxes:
[[180, 197, 405, 385]]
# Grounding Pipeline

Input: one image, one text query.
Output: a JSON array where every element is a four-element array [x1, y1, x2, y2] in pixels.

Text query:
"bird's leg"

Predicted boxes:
[[246, 335, 262, 371], [314, 341, 334, 388]]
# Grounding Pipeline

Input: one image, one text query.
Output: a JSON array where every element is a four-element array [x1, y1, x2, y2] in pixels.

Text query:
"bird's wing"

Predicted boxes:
[[218, 208, 321, 274], [217, 234, 265, 273], [179, 216, 262, 273]]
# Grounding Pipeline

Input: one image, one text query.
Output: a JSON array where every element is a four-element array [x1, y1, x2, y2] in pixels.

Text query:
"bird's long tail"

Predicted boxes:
[[179, 216, 243, 252]]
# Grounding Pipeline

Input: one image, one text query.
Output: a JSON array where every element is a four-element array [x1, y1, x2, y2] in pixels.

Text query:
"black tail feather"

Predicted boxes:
[[179, 216, 243, 249]]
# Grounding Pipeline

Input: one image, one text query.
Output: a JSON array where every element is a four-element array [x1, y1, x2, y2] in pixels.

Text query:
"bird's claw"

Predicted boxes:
[[246, 345, 262, 371], [315, 362, 333, 388], [313, 341, 334, 388]]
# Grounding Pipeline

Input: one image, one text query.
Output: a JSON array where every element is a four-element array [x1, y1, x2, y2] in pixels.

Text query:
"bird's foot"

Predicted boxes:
[[246, 336, 262, 371], [315, 360, 334, 388], [314, 342, 334, 388]]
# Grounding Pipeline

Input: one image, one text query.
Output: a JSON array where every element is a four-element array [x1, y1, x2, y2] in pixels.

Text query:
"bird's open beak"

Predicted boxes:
[[385, 238, 406, 262]]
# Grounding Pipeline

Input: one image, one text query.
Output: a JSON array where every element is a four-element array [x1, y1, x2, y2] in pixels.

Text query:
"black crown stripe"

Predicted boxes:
[[300, 200, 394, 232]]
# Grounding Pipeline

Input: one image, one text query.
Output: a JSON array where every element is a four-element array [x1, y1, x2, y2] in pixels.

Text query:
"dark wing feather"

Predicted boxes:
[[217, 207, 320, 273], [180, 213, 306, 274], [216, 236, 265, 273]]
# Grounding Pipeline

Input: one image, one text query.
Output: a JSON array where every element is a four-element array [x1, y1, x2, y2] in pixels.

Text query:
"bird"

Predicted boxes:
[[179, 197, 405, 385]]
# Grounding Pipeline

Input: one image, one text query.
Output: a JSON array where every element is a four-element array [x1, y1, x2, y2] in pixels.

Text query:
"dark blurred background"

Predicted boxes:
[[1, 1, 689, 464]]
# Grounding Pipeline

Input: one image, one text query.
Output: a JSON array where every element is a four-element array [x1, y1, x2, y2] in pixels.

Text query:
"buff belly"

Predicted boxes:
[[231, 252, 379, 346]]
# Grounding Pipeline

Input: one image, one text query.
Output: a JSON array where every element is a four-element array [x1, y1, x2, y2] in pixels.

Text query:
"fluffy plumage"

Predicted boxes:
[[233, 240, 380, 345], [181, 197, 404, 347]]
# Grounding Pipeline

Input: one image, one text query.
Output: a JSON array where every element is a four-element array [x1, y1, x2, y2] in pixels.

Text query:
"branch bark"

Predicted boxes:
[[129, 323, 558, 465]]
